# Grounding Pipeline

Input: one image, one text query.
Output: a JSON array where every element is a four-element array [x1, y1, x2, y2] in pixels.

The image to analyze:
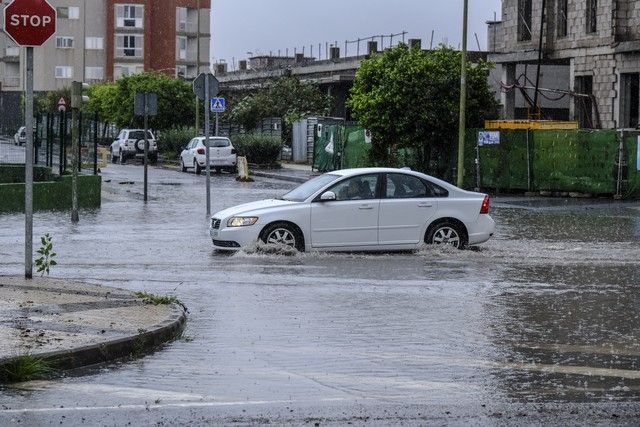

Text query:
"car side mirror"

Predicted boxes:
[[320, 191, 336, 201]]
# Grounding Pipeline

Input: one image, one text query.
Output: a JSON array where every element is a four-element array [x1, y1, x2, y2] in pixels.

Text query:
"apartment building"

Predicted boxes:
[[488, 0, 640, 129], [0, 0, 210, 130]]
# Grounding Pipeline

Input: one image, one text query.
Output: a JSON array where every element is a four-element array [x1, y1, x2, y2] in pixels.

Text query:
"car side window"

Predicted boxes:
[[330, 174, 378, 201], [422, 179, 449, 197], [386, 174, 429, 198]]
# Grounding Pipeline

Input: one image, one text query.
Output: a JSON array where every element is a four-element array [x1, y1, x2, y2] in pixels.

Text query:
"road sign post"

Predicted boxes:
[[4, 0, 57, 278], [134, 92, 157, 202], [193, 73, 219, 215]]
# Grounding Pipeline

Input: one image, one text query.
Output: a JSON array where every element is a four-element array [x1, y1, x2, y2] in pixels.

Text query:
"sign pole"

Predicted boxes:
[[71, 81, 80, 223], [204, 77, 211, 215], [25, 46, 34, 278], [143, 94, 148, 202]]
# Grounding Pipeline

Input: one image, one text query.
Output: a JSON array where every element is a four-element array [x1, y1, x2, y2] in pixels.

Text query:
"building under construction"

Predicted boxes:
[[488, 0, 640, 129]]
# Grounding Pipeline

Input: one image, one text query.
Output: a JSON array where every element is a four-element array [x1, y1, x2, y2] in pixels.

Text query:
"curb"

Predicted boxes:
[[251, 171, 310, 183], [0, 302, 186, 376]]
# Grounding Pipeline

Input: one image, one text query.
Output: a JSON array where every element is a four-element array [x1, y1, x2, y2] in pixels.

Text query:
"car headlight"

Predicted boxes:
[[227, 217, 258, 227]]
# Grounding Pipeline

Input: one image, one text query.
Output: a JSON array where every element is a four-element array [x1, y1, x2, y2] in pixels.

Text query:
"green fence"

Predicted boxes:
[[313, 123, 371, 172], [467, 128, 640, 198]]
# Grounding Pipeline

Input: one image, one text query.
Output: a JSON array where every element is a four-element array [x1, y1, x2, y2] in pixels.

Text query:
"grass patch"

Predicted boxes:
[[0, 355, 53, 383], [134, 291, 181, 306]]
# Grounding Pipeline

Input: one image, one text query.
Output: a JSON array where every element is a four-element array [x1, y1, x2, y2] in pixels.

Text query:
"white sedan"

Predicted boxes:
[[209, 167, 495, 252], [180, 136, 237, 174]]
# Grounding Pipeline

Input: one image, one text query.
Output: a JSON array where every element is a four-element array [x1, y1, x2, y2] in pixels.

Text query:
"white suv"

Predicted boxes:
[[110, 129, 158, 163]]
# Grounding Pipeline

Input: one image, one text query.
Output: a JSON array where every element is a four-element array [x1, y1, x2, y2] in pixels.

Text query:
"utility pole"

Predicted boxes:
[[532, 0, 547, 117], [456, 0, 469, 188], [195, 0, 201, 135]]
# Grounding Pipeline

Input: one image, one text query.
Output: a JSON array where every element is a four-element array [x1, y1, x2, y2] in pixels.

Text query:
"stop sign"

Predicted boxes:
[[3, 0, 56, 46]]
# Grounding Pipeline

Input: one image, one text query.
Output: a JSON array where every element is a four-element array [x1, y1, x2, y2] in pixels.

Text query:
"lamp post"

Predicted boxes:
[[456, 0, 469, 188]]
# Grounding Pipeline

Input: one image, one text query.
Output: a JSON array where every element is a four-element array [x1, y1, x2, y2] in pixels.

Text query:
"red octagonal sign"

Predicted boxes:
[[3, 0, 56, 47]]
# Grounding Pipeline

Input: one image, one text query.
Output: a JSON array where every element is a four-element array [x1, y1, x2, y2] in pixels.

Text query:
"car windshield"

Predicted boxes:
[[128, 131, 153, 140], [205, 138, 231, 147], [280, 174, 341, 202]]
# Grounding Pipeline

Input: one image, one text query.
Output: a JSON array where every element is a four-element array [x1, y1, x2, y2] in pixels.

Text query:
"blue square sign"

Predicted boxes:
[[210, 97, 225, 113]]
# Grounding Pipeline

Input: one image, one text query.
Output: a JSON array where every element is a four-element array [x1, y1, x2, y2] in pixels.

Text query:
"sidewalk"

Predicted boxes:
[[252, 163, 318, 183], [0, 276, 185, 376]]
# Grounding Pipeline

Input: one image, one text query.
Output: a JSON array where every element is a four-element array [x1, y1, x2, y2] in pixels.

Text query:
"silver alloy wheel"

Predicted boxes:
[[266, 228, 296, 247], [432, 226, 460, 247]]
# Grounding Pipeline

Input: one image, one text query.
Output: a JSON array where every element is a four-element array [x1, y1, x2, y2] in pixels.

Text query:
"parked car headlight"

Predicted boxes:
[[227, 217, 258, 227]]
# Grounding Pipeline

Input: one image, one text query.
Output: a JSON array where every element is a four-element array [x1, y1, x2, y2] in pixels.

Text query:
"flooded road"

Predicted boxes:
[[1, 164, 639, 424]]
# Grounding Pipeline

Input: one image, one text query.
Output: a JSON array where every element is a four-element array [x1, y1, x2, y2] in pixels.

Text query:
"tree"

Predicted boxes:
[[348, 44, 499, 179], [88, 72, 194, 130], [229, 76, 331, 142]]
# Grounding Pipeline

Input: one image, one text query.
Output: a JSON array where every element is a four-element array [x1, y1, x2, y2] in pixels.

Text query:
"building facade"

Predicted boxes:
[[0, 0, 210, 131], [488, 0, 640, 129]]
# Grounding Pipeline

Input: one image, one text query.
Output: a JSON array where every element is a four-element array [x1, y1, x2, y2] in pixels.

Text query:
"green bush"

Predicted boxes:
[[232, 133, 282, 166], [157, 127, 196, 160]]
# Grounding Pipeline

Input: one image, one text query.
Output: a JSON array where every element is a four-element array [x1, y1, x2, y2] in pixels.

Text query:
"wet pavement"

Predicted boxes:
[[0, 163, 639, 424]]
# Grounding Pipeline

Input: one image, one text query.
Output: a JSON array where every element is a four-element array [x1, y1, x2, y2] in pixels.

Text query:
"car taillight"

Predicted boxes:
[[197, 148, 205, 155], [231, 149, 236, 154], [480, 195, 490, 214]]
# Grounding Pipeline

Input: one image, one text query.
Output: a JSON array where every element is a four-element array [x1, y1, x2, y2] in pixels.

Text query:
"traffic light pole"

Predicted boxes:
[[24, 46, 34, 278]]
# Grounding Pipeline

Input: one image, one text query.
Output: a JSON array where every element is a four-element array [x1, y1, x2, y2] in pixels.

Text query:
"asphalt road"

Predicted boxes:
[[1, 163, 639, 425]]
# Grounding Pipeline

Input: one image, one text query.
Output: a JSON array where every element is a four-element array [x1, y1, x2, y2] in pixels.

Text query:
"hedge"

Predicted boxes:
[[232, 133, 282, 166], [0, 174, 102, 213], [0, 164, 55, 184]]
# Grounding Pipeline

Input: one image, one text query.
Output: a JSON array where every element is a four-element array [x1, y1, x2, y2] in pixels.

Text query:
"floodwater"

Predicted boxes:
[[0, 164, 639, 424]]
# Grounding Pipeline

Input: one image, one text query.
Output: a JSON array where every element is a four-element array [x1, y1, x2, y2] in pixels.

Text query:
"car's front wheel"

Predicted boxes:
[[181, 159, 187, 172], [425, 221, 467, 249], [260, 222, 304, 252]]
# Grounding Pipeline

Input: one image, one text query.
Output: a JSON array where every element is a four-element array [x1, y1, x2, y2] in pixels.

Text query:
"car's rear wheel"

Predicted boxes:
[[111, 149, 117, 163], [261, 222, 304, 252], [425, 221, 467, 249], [194, 160, 201, 175]]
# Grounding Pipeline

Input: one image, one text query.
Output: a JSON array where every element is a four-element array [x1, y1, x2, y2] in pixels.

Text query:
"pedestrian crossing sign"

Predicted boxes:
[[210, 97, 226, 113]]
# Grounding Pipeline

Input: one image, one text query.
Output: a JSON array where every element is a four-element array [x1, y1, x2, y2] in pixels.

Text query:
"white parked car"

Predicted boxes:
[[14, 126, 26, 146], [180, 136, 237, 174], [110, 129, 157, 163], [209, 167, 495, 252]]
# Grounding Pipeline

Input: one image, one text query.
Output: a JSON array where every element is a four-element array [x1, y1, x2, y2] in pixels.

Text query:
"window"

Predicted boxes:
[[56, 37, 74, 49], [621, 73, 640, 129], [384, 174, 449, 198], [517, 0, 532, 41], [575, 75, 594, 128], [85, 67, 104, 80], [557, 0, 568, 37], [57, 6, 79, 19], [330, 175, 379, 201], [587, 0, 597, 33], [177, 7, 187, 31], [114, 64, 143, 79], [176, 65, 187, 78], [55, 66, 73, 79], [115, 34, 143, 57], [85, 37, 104, 50], [116, 4, 144, 28], [177, 36, 187, 60]]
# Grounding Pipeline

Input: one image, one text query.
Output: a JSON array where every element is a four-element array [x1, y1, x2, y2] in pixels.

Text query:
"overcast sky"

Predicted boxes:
[[211, 0, 503, 68]]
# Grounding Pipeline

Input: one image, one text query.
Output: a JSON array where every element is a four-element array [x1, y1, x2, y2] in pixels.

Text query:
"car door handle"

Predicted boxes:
[[358, 205, 374, 210], [418, 203, 433, 207]]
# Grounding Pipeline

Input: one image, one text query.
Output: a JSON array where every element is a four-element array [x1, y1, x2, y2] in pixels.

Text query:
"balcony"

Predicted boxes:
[[3, 76, 20, 87], [176, 21, 198, 35], [3, 46, 20, 62]]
